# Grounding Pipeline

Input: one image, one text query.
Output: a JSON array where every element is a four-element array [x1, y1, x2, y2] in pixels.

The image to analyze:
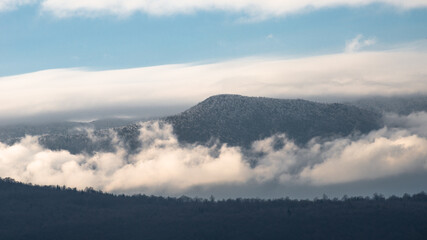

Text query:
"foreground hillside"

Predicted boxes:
[[1, 178, 426, 240], [166, 94, 382, 146]]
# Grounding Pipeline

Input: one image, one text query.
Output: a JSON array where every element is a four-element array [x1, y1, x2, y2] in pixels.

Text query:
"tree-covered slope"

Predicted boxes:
[[0, 95, 383, 154], [166, 94, 382, 147]]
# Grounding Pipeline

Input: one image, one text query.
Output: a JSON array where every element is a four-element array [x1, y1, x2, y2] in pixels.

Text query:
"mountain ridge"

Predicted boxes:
[[165, 94, 382, 147], [0, 94, 383, 153]]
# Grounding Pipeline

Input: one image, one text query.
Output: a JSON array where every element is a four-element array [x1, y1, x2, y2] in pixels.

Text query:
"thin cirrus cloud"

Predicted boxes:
[[345, 34, 376, 53], [36, 0, 427, 17], [0, 45, 427, 123], [1, 0, 427, 17], [0, 0, 36, 11]]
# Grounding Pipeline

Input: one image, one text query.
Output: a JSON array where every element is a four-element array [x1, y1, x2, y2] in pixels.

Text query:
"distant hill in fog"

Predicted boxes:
[[0, 118, 134, 143], [348, 95, 427, 115], [166, 94, 382, 147]]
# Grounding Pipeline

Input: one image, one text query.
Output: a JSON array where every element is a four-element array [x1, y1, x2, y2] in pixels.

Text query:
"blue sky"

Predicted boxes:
[[1, 1, 426, 76]]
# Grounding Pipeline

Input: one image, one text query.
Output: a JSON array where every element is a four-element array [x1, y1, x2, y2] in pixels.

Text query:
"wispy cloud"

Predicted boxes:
[[38, 0, 427, 18], [0, 0, 36, 11], [2, 1, 427, 17], [1, 44, 427, 123], [345, 34, 377, 53]]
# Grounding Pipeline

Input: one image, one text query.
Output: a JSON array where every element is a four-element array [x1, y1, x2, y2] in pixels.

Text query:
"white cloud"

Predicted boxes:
[[1, 117, 427, 195], [248, 124, 427, 186], [0, 122, 252, 193], [345, 34, 377, 53], [299, 129, 427, 185], [38, 0, 427, 18], [2, 1, 427, 17], [1, 46, 427, 123]]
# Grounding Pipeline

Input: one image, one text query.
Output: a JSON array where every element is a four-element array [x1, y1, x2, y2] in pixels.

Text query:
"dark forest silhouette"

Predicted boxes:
[[1, 177, 426, 240]]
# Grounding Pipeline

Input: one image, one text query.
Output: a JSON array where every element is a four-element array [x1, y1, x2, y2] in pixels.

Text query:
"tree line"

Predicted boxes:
[[0, 177, 426, 240]]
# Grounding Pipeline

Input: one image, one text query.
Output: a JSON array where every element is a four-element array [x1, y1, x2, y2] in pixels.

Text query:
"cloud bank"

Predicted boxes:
[[1, 115, 427, 196], [2, 0, 427, 17], [1, 48, 427, 123]]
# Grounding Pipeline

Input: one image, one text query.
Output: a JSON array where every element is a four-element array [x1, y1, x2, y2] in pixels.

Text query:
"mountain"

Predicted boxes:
[[0, 118, 135, 145], [0, 119, 139, 154], [166, 94, 382, 147], [0, 122, 90, 145], [348, 95, 427, 115], [37, 123, 141, 154], [0, 95, 383, 153]]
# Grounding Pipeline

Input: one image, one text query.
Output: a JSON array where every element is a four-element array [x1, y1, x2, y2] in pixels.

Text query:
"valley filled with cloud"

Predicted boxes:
[[1, 111, 427, 198]]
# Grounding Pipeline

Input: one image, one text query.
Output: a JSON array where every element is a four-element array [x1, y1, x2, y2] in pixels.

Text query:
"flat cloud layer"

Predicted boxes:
[[1, 49, 427, 123], [1, 113, 427, 196], [1, 0, 426, 17]]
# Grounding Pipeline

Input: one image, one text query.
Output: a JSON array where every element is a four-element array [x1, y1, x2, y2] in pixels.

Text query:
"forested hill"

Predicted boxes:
[[166, 94, 382, 146], [1, 178, 426, 240]]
